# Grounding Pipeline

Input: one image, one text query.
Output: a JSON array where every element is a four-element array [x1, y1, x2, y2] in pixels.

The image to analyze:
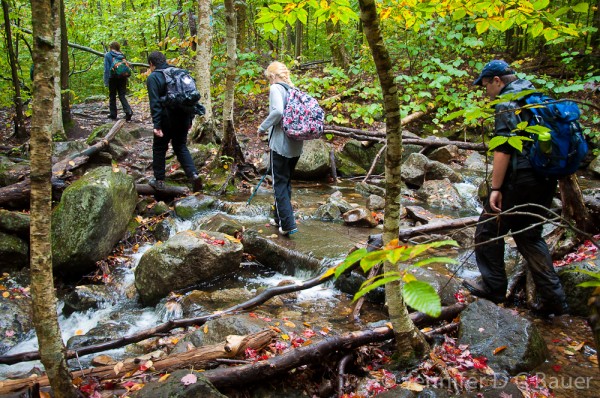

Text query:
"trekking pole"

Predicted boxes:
[[246, 173, 268, 205]]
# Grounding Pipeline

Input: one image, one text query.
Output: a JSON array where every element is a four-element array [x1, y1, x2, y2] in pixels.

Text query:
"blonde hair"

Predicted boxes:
[[265, 61, 294, 87]]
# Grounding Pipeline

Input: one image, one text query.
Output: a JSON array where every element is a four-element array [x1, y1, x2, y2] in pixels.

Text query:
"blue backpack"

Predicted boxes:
[[521, 93, 588, 178]]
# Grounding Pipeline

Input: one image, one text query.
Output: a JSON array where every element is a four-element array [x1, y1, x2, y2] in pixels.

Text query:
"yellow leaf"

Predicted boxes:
[[386, 322, 393, 329], [224, 235, 241, 243], [2, 292, 9, 298], [223, 164, 229, 170], [281, 334, 290, 340], [319, 266, 336, 280], [68, 160, 75, 166], [203, 324, 209, 333], [284, 321, 296, 328], [303, 322, 311, 328], [493, 345, 507, 355], [75, 329, 83, 336], [0, 285, 6, 290], [400, 381, 424, 392], [114, 361, 124, 375], [158, 373, 171, 382]]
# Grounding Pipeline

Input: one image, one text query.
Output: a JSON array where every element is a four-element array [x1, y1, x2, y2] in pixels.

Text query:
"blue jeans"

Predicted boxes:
[[474, 169, 566, 311], [270, 150, 299, 231]]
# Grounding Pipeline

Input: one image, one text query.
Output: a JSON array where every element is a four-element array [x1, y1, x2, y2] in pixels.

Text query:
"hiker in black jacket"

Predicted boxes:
[[146, 51, 201, 192], [462, 60, 568, 318], [104, 41, 133, 121]]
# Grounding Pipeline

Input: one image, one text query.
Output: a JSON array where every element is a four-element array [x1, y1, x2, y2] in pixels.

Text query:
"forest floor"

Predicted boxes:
[[1, 95, 599, 397]]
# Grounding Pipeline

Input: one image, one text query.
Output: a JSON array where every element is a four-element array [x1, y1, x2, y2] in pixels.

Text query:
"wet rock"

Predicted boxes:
[[557, 261, 598, 316], [152, 200, 171, 215], [135, 230, 244, 305], [52, 167, 137, 276], [215, 201, 270, 218], [329, 191, 354, 213], [314, 203, 342, 221], [426, 161, 463, 183], [334, 152, 367, 177], [366, 194, 385, 211], [0, 210, 29, 239], [67, 321, 131, 351], [463, 151, 488, 172], [188, 314, 272, 347], [106, 142, 129, 160], [416, 179, 464, 210], [129, 369, 227, 398], [334, 271, 385, 303], [588, 154, 600, 176], [402, 153, 430, 187], [458, 299, 547, 374], [342, 207, 378, 227], [62, 284, 115, 315], [52, 140, 88, 159], [0, 231, 28, 272], [0, 278, 32, 355], [407, 268, 460, 306], [355, 181, 386, 197], [0, 156, 29, 187], [174, 194, 216, 220], [153, 217, 177, 242], [427, 144, 460, 164], [91, 354, 117, 366], [341, 140, 385, 175], [241, 229, 322, 274], [405, 205, 440, 224], [294, 139, 331, 180], [197, 213, 244, 236]]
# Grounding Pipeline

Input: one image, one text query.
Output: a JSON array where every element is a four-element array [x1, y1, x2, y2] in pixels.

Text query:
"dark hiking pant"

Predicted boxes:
[[152, 115, 197, 181], [474, 169, 566, 311], [108, 77, 132, 118], [270, 150, 299, 231]]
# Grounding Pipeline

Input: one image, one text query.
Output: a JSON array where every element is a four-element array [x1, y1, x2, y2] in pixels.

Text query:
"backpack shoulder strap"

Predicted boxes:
[[276, 82, 290, 91]]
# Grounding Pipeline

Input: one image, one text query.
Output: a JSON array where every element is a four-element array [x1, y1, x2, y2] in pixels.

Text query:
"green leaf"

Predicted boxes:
[[516, 121, 528, 130], [532, 0, 549, 11], [268, 4, 283, 12], [576, 281, 600, 288], [335, 248, 368, 278], [403, 280, 441, 317], [476, 20, 490, 35], [255, 15, 274, 24], [273, 18, 285, 31], [488, 136, 508, 152], [354, 273, 402, 301], [360, 250, 388, 272], [572, 3, 589, 13], [531, 21, 544, 38], [507, 136, 525, 152], [412, 256, 458, 268], [452, 9, 467, 20]]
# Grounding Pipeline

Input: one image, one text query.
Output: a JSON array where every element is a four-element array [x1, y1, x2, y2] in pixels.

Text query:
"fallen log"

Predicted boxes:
[[0, 330, 276, 395], [398, 216, 480, 241], [135, 183, 189, 197], [0, 120, 125, 207]]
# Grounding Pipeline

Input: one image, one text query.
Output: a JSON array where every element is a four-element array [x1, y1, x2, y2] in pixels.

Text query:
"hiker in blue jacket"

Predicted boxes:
[[146, 51, 201, 192], [462, 60, 568, 318], [104, 41, 133, 121], [257, 61, 303, 236]]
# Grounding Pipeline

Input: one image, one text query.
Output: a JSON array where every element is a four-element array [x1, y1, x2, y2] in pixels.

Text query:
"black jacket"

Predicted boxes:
[[147, 63, 193, 130]]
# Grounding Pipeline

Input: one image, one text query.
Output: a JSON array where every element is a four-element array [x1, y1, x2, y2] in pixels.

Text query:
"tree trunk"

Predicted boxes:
[[219, 0, 244, 164], [236, 0, 247, 51], [191, 0, 216, 144], [2, 0, 27, 138], [559, 174, 594, 233], [59, 0, 72, 130], [593, 0, 600, 49], [326, 1, 350, 68], [294, 19, 303, 60], [358, 0, 429, 365], [30, 0, 79, 396], [177, 0, 185, 54], [51, 0, 65, 141], [188, 8, 197, 51]]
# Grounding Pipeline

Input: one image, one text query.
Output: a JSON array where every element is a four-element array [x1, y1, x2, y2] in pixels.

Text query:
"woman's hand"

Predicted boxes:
[[489, 190, 502, 212]]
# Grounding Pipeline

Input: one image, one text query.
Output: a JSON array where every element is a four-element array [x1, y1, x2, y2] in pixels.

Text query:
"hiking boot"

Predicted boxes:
[[190, 173, 202, 192], [149, 178, 166, 191], [125, 112, 133, 122], [531, 301, 570, 319], [108, 115, 117, 121], [269, 218, 280, 227], [279, 227, 298, 237], [462, 279, 505, 304]]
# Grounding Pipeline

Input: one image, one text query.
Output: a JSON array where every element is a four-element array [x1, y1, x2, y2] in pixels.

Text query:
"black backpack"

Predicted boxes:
[[157, 67, 201, 112]]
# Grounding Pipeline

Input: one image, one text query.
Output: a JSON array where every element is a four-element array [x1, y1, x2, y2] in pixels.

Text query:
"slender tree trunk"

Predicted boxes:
[[326, 1, 349, 68], [294, 19, 303, 61], [177, 0, 185, 53], [2, 0, 27, 138], [357, 0, 429, 365], [191, 0, 216, 144], [593, 0, 600, 47], [236, 0, 246, 51], [59, 0, 72, 130], [51, 0, 65, 141], [188, 8, 197, 51], [559, 175, 594, 232], [30, 0, 79, 396]]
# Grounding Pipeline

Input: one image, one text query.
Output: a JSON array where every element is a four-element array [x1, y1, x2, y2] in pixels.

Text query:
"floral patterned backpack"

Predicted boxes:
[[277, 83, 325, 141]]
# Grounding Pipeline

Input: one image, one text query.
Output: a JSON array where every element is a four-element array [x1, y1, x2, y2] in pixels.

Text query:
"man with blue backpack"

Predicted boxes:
[[103, 41, 133, 122], [463, 60, 586, 318]]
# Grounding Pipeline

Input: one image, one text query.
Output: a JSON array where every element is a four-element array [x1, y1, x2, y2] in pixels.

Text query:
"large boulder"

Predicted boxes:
[[427, 144, 460, 164], [0, 231, 29, 272], [557, 261, 598, 316], [130, 369, 226, 398], [174, 194, 216, 220], [0, 209, 30, 239], [52, 167, 137, 275], [401, 153, 429, 187], [416, 179, 464, 210], [341, 140, 385, 175], [426, 161, 463, 183], [459, 299, 547, 374], [135, 230, 244, 305], [294, 139, 331, 180]]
